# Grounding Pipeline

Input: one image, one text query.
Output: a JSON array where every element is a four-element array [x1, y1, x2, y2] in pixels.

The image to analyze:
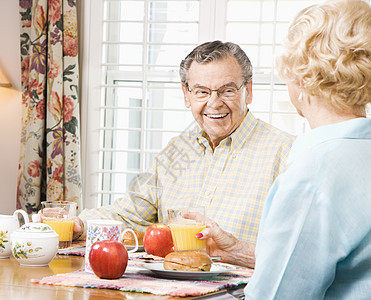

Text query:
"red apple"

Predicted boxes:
[[143, 223, 174, 257], [89, 240, 128, 279]]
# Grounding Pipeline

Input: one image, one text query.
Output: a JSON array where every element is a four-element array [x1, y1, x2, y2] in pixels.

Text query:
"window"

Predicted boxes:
[[81, 0, 370, 209]]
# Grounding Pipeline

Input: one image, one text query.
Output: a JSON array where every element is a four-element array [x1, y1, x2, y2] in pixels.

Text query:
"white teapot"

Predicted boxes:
[[0, 210, 29, 258]]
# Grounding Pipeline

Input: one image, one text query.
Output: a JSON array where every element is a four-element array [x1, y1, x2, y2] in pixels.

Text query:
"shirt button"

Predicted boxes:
[[205, 191, 210, 196], [232, 153, 237, 159]]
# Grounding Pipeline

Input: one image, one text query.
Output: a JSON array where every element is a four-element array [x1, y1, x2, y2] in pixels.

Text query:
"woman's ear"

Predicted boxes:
[[182, 84, 191, 108]]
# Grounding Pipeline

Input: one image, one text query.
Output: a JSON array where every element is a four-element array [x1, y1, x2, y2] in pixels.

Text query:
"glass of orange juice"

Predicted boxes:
[[167, 207, 206, 251], [41, 201, 76, 249]]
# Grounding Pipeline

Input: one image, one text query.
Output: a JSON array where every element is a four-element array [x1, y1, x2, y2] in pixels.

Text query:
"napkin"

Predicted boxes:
[[57, 244, 165, 262], [57, 241, 86, 256]]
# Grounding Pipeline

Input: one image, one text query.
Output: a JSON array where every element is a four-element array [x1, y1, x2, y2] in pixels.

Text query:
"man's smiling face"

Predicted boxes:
[[182, 55, 252, 149]]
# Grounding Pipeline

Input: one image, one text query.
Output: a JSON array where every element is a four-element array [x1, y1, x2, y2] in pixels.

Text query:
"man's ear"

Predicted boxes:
[[245, 81, 253, 105], [182, 84, 191, 108]]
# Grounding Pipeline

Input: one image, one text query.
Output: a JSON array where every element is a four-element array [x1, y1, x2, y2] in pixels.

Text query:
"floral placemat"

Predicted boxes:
[[31, 266, 253, 297]]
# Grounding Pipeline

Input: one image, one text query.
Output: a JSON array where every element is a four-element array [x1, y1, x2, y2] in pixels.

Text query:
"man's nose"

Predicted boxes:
[[207, 91, 224, 107]]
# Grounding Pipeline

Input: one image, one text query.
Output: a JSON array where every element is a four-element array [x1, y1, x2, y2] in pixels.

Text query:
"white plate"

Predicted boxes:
[[125, 245, 144, 252], [139, 262, 236, 280]]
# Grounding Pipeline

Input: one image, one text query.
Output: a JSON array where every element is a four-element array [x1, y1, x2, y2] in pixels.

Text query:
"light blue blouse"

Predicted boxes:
[[245, 118, 371, 299]]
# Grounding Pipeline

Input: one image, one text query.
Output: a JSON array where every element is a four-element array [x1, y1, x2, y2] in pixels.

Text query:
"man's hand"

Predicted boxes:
[[196, 219, 256, 269], [72, 217, 84, 240], [36, 209, 84, 241]]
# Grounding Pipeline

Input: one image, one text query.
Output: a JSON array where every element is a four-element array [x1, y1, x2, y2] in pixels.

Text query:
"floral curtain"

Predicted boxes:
[[17, 0, 81, 214]]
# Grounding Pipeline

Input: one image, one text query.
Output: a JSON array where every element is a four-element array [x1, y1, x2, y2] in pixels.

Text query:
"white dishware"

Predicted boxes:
[[84, 219, 139, 273], [138, 262, 236, 280], [0, 210, 29, 258], [11, 222, 59, 266]]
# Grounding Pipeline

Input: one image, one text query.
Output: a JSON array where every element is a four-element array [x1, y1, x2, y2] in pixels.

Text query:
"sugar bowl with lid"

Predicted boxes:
[[11, 222, 59, 266]]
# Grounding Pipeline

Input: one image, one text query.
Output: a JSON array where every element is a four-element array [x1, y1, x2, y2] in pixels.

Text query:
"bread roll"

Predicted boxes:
[[121, 230, 144, 246], [164, 251, 212, 272]]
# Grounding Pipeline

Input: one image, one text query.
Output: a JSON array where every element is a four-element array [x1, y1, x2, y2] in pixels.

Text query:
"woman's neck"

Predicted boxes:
[[303, 96, 365, 129]]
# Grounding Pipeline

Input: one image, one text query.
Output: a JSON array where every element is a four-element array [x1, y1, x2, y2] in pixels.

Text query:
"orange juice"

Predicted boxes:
[[169, 223, 206, 251], [42, 218, 74, 248]]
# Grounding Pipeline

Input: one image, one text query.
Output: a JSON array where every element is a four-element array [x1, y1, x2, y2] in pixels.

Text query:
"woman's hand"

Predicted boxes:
[[197, 219, 237, 252], [196, 218, 256, 269]]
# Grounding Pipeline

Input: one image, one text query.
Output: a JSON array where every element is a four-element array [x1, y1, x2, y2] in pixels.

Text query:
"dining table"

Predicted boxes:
[[0, 249, 249, 300]]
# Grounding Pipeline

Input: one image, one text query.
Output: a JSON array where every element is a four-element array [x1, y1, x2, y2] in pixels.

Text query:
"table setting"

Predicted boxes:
[[0, 205, 253, 299]]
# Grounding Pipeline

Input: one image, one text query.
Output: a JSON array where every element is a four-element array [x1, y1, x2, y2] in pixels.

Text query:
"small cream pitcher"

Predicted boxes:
[[0, 210, 29, 258]]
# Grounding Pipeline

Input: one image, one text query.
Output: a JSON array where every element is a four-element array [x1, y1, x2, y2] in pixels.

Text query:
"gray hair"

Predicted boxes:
[[179, 40, 253, 85]]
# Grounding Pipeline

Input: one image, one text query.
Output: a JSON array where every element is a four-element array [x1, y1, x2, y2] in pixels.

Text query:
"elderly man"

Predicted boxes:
[[74, 41, 295, 267]]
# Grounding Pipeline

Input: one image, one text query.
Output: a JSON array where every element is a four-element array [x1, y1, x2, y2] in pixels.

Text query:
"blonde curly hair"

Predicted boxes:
[[276, 0, 371, 114]]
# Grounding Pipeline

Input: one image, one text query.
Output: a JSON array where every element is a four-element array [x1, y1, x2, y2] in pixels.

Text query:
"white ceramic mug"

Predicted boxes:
[[0, 210, 29, 258], [84, 219, 139, 273]]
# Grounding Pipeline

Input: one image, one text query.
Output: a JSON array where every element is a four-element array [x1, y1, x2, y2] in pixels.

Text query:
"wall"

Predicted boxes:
[[0, 0, 22, 214]]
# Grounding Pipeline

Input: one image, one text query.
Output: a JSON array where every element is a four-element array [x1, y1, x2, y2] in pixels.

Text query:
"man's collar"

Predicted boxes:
[[230, 111, 257, 150]]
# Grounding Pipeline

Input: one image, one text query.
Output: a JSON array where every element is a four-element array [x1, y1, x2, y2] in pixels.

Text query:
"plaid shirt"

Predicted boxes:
[[79, 112, 295, 243]]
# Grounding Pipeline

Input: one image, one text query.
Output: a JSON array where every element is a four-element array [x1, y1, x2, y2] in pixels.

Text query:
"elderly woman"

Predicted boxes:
[[197, 0, 371, 298]]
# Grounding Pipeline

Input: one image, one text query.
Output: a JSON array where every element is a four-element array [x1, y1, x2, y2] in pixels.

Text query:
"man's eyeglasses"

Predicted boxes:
[[186, 82, 245, 102]]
